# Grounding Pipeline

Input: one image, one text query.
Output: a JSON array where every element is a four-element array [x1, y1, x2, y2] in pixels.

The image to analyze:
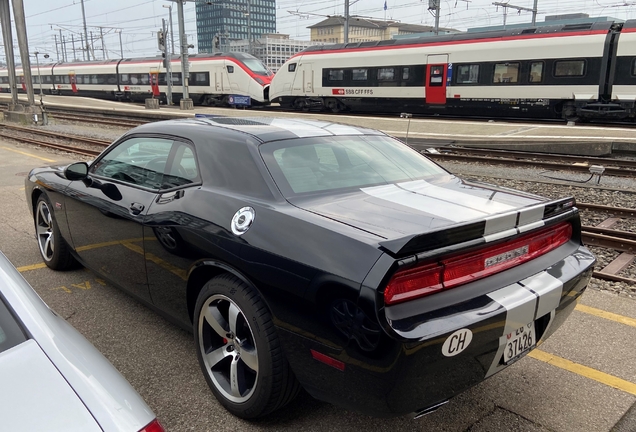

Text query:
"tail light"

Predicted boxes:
[[384, 222, 572, 305], [139, 419, 165, 432]]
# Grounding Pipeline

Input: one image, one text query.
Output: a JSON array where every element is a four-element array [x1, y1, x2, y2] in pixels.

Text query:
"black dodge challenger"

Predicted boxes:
[[26, 116, 595, 419]]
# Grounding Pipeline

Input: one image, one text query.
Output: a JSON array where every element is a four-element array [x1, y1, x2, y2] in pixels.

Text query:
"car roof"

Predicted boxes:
[[130, 116, 387, 144]]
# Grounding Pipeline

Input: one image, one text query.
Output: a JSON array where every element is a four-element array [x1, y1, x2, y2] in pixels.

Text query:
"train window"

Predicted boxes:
[[554, 60, 585, 77], [402, 67, 410, 80], [227, 66, 234, 73], [352, 69, 368, 81], [288, 63, 296, 72], [44, 76, 52, 84], [377, 68, 395, 81], [493, 62, 520, 83], [632, 59, 636, 76], [76, 75, 83, 84], [107, 75, 117, 84], [328, 69, 344, 81], [456, 64, 480, 84], [54, 75, 61, 84], [140, 74, 149, 85], [120, 74, 130, 84], [529, 62, 544, 83], [130, 75, 139, 85], [63, 76, 70, 84]]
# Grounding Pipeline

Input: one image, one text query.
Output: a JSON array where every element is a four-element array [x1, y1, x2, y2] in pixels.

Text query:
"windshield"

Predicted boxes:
[[243, 59, 273, 76], [0, 296, 27, 355], [260, 135, 446, 197]]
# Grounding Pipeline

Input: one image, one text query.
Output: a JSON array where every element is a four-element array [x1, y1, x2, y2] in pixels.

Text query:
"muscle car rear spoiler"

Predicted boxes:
[[379, 197, 577, 258]]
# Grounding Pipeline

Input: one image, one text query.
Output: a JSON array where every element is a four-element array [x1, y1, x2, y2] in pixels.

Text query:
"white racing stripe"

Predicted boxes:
[[361, 184, 488, 223], [519, 271, 564, 319], [487, 284, 537, 335], [485, 270, 562, 377], [398, 180, 515, 215], [269, 119, 332, 137]]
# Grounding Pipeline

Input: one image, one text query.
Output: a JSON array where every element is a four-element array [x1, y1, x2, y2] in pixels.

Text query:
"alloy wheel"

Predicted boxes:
[[198, 294, 259, 403], [36, 200, 55, 261]]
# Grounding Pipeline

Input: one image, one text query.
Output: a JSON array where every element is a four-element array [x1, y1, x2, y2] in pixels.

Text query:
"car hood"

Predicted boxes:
[[0, 340, 101, 432], [288, 175, 545, 240]]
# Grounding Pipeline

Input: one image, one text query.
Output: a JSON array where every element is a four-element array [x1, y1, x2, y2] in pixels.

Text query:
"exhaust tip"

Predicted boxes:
[[413, 400, 449, 420]]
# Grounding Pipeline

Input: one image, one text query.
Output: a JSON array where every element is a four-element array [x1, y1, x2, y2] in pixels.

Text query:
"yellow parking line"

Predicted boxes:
[[0, 146, 56, 162], [529, 350, 636, 396], [575, 304, 636, 328], [16, 262, 47, 272]]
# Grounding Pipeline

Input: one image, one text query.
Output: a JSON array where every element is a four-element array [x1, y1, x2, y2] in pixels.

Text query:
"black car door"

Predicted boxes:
[[64, 135, 175, 302], [142, 140, 203, 326]]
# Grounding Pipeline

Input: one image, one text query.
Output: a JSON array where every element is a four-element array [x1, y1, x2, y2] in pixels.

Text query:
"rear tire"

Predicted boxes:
[[194, 274, 300, 419], [34, 195, 78, 270]]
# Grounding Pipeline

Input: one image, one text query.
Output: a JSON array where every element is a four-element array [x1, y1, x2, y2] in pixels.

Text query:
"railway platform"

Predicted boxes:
[[2, 94, 636, 157]]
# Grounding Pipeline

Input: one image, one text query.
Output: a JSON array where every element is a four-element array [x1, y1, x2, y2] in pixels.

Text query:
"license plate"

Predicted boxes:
[[504, 322, 536, 363]]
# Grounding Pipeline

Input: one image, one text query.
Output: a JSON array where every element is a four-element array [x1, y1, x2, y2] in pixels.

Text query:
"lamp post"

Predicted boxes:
[[162, 4, 175, 55], [33, 51, 47, 105]]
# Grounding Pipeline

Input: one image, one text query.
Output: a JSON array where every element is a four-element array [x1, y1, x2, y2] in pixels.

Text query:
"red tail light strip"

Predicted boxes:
[[384, 222, 572, 305]]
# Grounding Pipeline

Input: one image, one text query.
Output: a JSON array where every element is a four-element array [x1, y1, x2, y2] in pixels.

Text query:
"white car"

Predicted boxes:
[[0, 251, 164, 432]]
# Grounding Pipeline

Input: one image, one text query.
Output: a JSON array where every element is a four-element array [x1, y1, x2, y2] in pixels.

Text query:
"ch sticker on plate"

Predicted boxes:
[[442, 328, 473, 357]]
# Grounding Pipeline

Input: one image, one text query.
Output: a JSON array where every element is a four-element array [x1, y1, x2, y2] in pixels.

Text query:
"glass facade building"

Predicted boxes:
[[196, 0, 276, 54]]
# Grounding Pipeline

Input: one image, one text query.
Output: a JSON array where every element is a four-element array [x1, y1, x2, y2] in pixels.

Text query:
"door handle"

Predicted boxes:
[[130, 202, 145, 215]]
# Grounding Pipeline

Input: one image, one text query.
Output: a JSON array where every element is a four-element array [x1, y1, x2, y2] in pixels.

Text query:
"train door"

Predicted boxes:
[[69, 71, 78, 93], [213, 65, 224, 93], [426, 54, 448, 104], [300, 63, 314, 93], [150, 70, 160, 97]]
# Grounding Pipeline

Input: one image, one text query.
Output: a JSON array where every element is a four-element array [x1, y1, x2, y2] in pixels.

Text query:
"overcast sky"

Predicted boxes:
[[5, 0, 636, 63]]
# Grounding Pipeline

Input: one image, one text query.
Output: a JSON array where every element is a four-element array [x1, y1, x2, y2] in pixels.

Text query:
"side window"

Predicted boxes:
[[428, 65, 444, 86], [402, 67, 410, 80], [352, 68, 367, 81], [529, 62, 544, 83], [120, 74, 129, 84], [554, 60, 586, 77], [227, 65, 234, 73], [288, 63, 296, 72], [328, 69, 344, 81], [456, 64, 480, 84], [377, 67, 395, 81], [162, 144, 200, 188], [91, 137, 174, 190], [632, 59, 636, 76], [493, 62, 520, 83]]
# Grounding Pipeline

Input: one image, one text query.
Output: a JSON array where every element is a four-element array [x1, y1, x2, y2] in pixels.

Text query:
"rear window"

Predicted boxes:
[[260, 135, 446, 196], [0, 296, 28, 354]]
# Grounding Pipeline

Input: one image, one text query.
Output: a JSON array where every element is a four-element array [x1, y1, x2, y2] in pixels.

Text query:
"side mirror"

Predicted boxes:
[[65, 162, 89, 181]]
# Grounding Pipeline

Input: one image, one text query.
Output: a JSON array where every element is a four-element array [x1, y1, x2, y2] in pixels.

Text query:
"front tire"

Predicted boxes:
[[194, 274, 300, 418], [34, 195, 78, 270]]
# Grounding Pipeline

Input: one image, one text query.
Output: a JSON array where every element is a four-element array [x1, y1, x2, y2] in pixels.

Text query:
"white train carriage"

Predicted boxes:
[[0, 64, 55, 95], [116, 53, 272, 105], [270, 21, 631, 120], [609, 21, 636, 117], [0, 53, 272, 106], [51, 61, 119, 98]]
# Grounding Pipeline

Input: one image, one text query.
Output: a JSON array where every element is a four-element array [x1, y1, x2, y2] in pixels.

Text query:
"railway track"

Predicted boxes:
[[421, 146, 636, 178], [0, 123, 107, 157], [579, 203, 636, 285], [46, 110, 150, 128]]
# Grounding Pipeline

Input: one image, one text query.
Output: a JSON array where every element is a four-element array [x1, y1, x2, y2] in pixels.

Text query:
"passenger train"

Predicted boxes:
[[0, 52, 273, 106], [269, 20, 636, 121]]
